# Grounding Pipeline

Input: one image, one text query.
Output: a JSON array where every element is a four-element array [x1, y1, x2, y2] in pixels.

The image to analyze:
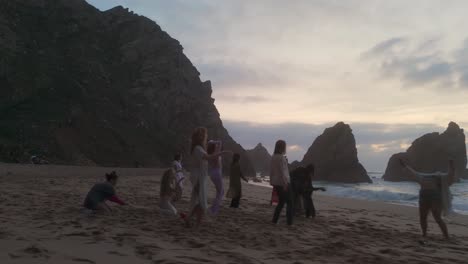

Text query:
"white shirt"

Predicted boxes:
[[269, 154, 290, 186]]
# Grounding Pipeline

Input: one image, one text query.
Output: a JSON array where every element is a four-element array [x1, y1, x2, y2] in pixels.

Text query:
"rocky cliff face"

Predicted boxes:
[[246, 143, 271, 176], [300, 122, 371, 183], [0, 0, 255, 175], [383, 122, 467, 181]]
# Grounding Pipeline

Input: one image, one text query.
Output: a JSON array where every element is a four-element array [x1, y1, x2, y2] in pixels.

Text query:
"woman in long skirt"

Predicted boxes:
[[208, 140, 224, 214], [186, 127, 230, 227]]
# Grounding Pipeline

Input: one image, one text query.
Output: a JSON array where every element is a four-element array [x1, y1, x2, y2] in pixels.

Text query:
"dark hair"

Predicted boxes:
[[174, 153, 181, 161], [273, 140, 286, 154], [105, 171, 118, 181], [232, 153, 241, 164], [207, 141, 216, 155]]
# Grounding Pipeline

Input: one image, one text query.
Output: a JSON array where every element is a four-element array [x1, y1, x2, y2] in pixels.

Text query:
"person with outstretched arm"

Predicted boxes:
[[185, 127, 231, 227], [227, 153, 249, 208], [83, 171, 127, 212], [399, 159, 456, 240], [290, 164, 326, 218]]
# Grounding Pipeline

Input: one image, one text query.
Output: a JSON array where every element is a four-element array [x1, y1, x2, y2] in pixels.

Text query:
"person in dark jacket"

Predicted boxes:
[[290, 164, 326, 218], [227, 153, 249, 208], [83, 171, 126, 212]]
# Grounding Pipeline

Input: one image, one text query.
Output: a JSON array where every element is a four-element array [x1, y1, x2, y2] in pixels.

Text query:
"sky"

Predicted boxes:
[[88, 0, 468, 172]]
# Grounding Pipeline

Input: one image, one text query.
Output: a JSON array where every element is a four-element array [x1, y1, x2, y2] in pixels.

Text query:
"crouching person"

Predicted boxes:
[[83, 171, 126, 213], [160, 168, 179, 216]]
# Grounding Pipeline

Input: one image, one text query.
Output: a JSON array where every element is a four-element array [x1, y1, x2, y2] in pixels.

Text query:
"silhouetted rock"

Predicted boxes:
[[0, 0, 255, 175], [246, 143, 271, 176], [383, 122, 467, 181], [300, 122, 371, 183], [288, 160, 301, 171]]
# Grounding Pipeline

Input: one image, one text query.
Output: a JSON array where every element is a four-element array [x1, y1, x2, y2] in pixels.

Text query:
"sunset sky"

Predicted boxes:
[[88, 0, 468, 171]]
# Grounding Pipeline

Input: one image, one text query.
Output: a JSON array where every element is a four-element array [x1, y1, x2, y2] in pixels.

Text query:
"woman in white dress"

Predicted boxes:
[[186, 127, 230, 227]]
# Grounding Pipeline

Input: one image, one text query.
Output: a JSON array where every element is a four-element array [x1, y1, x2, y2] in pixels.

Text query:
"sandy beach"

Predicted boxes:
[[0, 163, 467, 264]]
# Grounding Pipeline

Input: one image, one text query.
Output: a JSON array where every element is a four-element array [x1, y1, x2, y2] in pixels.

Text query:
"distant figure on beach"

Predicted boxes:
[[83, 171, 126, 212], [290, 164, 326, 218], [399, 159, 455, 239], [208, 140, 224, 214], [227, 153, 249, 208], [270, 140, 293, 225], [159, 168, 179, 216], [186, 127, 230, 227], [30, 155, 49, 165], [172, 153, 185, 201]]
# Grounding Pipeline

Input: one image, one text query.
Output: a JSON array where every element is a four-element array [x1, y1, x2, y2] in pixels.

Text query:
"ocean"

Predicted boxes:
[[253, 172, 468, 215]]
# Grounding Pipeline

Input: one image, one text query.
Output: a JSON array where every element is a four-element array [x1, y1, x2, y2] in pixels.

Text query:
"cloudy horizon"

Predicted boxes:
[[87, 0, 468, 172]]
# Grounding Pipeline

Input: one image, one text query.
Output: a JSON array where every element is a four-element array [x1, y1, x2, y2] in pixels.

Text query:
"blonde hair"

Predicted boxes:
[[191, 127, 208, 153], [160, 168, 176, 198]]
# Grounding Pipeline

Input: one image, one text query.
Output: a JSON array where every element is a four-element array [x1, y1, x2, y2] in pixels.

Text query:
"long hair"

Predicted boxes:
[[160, 168, 176, 197], [273, 140, 286, 155], [207, 141, 216, 154], [191, 127, 208, 154]]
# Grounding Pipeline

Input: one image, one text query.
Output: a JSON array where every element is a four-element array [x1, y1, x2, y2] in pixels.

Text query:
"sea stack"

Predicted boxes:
[[246, 143, 272, 176], [301, 122, 371, 183], [383, 122, 467, 181], [0, 0, 255, 176]]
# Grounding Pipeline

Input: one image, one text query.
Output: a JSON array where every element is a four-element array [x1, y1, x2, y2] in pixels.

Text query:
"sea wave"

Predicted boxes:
[[251, 175, 468, 215]]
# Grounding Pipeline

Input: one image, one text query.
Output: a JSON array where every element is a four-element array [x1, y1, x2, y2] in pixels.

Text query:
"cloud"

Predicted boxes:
[[363, 37, 407, 58], [215, 94, 273, 104], [288, 145, 305, 152], [197, 60, 289, 89], [363, 36, 468, 90]]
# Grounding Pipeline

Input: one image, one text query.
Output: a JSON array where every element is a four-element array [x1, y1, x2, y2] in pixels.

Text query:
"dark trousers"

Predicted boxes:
[[303, 191, 316, 218], [272, 185, 293, 225], [230, 198, 240, 208]]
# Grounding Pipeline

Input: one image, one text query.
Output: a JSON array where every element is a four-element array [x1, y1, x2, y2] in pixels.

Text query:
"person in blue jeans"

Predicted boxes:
[[270, 140, 293, 225]]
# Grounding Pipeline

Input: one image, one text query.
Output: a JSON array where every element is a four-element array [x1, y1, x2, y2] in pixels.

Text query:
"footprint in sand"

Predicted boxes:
[[108, 250, 128, 256], [176, 255, 215, 263], [20, 244, 51, 259], [71, 257, 96, 263], [64, 231, 90, 237]]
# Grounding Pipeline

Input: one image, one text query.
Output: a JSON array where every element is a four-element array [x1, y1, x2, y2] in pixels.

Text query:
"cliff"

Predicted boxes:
[[383, 122, 467, 181], [246, 143, 272, 176], [0, 0, 255, 175], [300, 122, 371, 183]]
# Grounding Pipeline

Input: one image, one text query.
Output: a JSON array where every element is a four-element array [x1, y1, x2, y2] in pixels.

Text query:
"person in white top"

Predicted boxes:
[[172, 153, 185, 200], [399, 159, 455, 240], [270, 139, 293, 225], [185, 127, 230, 227]]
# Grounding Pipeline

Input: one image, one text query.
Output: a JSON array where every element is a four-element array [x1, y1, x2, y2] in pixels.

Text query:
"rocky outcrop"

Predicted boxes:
[[246, 143, 271, 176], [0, 0, 255, 175], [300, 122, 371, 183], [383, 122, 467, 182]]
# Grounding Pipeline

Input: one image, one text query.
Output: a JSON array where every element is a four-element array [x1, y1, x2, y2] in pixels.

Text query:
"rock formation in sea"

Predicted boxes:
[[300, 122, 372, 183], [0, 0, 255, 175], [383, 122, 467, 181], [246, 143, 272, 176]]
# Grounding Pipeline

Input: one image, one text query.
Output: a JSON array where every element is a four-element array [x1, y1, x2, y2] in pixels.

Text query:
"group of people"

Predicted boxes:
[[82, 126, 249, 227], [82, 126, 456, 239]]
